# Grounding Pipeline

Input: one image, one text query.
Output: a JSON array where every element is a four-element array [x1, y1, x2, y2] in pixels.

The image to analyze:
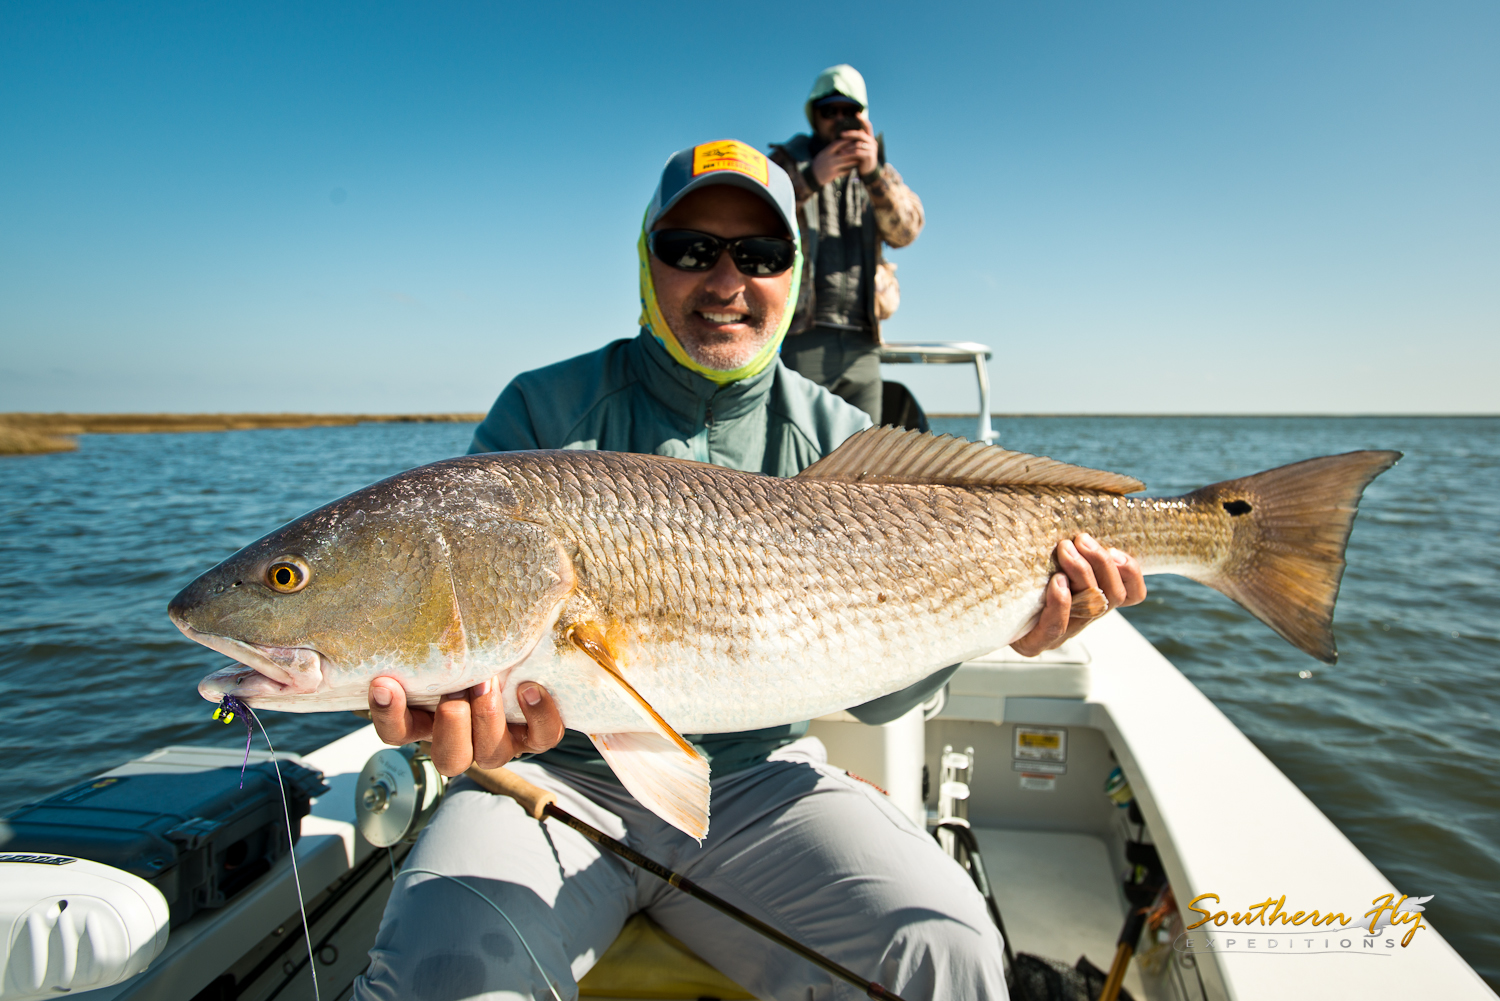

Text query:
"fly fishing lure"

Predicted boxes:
[[212, 695, 255, 787], [211, 695, 322, 1001]]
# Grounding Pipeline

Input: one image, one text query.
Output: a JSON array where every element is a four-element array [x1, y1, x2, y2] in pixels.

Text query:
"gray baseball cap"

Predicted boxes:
[[645, 140, 798, 238]]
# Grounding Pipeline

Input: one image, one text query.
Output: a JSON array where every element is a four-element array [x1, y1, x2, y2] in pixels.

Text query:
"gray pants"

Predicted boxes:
[[780, 326, 883, 424], [354, 738, 1007, 1001]]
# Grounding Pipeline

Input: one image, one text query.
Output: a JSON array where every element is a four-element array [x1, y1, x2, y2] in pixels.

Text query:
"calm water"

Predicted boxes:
[[1, 417, 1496, 986]]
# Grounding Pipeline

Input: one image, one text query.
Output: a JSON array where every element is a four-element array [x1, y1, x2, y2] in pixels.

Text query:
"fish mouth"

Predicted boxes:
[[174, 620, 327, 703], [197, 661, 297, 703]]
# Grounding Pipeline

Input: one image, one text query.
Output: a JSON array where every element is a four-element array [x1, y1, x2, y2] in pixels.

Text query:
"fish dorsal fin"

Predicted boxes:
[[796, 426, 1145, 494]]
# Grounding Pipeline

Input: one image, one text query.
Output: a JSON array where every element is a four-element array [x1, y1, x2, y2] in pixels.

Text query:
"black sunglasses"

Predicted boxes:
[[816, 103, 861, 120], [649, 229, 796, 277]]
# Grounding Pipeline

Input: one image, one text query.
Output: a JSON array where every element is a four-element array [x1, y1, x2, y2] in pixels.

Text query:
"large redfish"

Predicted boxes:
[[169, 428, 1398, 837]]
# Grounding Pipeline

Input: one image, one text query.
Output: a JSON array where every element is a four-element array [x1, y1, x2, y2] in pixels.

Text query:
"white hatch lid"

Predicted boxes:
[[0, 854, 170, 1000]]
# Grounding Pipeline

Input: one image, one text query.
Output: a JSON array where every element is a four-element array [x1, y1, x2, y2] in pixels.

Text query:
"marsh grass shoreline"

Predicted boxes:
[[0, 412, 486, 455], [0, 426, 80, 455], [6, 411, 1490, 456]]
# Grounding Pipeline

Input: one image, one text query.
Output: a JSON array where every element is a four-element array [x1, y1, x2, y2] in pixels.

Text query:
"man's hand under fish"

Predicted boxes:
[[367, 534, 1145, 779], [367, 676, 566, 778]]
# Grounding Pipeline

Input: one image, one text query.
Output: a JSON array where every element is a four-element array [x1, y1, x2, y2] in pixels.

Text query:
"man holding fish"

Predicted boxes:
[[174, 133, 1393, 997], [350, 140, 1144, 1000]]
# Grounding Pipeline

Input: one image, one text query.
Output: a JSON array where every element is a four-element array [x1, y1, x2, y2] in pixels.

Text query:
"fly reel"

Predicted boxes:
[[354, 744, 447, 848]]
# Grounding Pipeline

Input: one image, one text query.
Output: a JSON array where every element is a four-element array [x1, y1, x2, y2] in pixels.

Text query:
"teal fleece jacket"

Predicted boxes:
[[469, 329, 958, 778]]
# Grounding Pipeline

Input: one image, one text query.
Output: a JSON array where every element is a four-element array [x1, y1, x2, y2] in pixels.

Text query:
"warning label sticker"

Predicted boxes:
[[1014, 726, 1067, 764], [1018, 774, 1057, 792], [1012, 760, 1066, 775]]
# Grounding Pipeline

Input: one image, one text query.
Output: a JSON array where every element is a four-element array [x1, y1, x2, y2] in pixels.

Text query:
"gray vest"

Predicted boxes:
[[770, 133, 885, 339]]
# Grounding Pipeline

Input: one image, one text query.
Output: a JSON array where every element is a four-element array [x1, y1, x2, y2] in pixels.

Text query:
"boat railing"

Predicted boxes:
[[878, 341, 996, 444]]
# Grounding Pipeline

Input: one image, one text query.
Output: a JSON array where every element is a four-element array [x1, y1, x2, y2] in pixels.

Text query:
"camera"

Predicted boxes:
[[832, 115, 865, 137]]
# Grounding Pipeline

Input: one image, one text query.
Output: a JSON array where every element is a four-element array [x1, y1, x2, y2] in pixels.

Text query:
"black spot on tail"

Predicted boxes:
[[1223, 499, 1253, 516]]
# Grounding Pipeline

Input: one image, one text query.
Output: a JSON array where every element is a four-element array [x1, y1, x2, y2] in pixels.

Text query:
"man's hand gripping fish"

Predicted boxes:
[[170, 428, 1399, 839]]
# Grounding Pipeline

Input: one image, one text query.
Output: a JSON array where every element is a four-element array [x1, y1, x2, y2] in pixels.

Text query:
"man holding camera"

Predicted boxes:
[[770, 64, 925, 425]]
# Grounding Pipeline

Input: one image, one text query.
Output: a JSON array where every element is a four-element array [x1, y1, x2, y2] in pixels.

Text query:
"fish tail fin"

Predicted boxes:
[[1189, 450, 1401, 663]]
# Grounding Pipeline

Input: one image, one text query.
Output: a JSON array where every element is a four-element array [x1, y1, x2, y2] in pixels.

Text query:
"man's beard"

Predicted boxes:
[[667, 294, 778, 372]]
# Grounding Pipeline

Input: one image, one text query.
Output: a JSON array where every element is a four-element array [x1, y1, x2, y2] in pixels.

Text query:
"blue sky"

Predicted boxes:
[[1, 1, 1495, 414]]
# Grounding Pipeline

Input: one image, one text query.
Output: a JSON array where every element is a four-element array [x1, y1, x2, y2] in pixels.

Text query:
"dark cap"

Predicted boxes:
[[812, 94, 864, 110]]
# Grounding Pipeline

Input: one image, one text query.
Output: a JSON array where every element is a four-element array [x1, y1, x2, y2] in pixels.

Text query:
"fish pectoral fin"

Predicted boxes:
[[797, 425, 1145, 493], [589, 731, 711, 842], [566, 620, 712, 840], [565, 621, 697, 759]]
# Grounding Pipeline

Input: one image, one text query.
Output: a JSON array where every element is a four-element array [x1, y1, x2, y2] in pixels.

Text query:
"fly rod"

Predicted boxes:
[[467, 764, 910, 1001]]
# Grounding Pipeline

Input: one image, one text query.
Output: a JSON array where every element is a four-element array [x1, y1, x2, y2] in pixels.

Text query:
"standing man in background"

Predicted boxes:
[[770, 64, 925, 425]]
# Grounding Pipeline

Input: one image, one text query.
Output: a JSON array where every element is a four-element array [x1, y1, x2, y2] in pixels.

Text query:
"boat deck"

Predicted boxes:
[[978, 828, 1148, 999]]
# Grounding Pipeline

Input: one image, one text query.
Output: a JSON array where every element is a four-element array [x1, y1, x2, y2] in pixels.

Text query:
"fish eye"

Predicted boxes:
[[265, 556, 311, 594]]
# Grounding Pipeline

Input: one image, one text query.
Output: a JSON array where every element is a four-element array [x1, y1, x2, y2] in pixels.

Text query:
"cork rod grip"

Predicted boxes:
[[466, 765, 557, 821]]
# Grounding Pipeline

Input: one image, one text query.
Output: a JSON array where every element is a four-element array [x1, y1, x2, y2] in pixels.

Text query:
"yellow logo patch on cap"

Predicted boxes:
[[691, 140, 769, 185]]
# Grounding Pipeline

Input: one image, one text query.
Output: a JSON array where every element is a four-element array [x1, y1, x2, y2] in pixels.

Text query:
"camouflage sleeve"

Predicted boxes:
[[769, 146, 817, 205], [863, 163, 924, 248]]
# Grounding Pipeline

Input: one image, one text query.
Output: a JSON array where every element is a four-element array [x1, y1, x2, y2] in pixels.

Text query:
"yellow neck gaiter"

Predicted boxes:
[[638, 211, 803, 386]]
